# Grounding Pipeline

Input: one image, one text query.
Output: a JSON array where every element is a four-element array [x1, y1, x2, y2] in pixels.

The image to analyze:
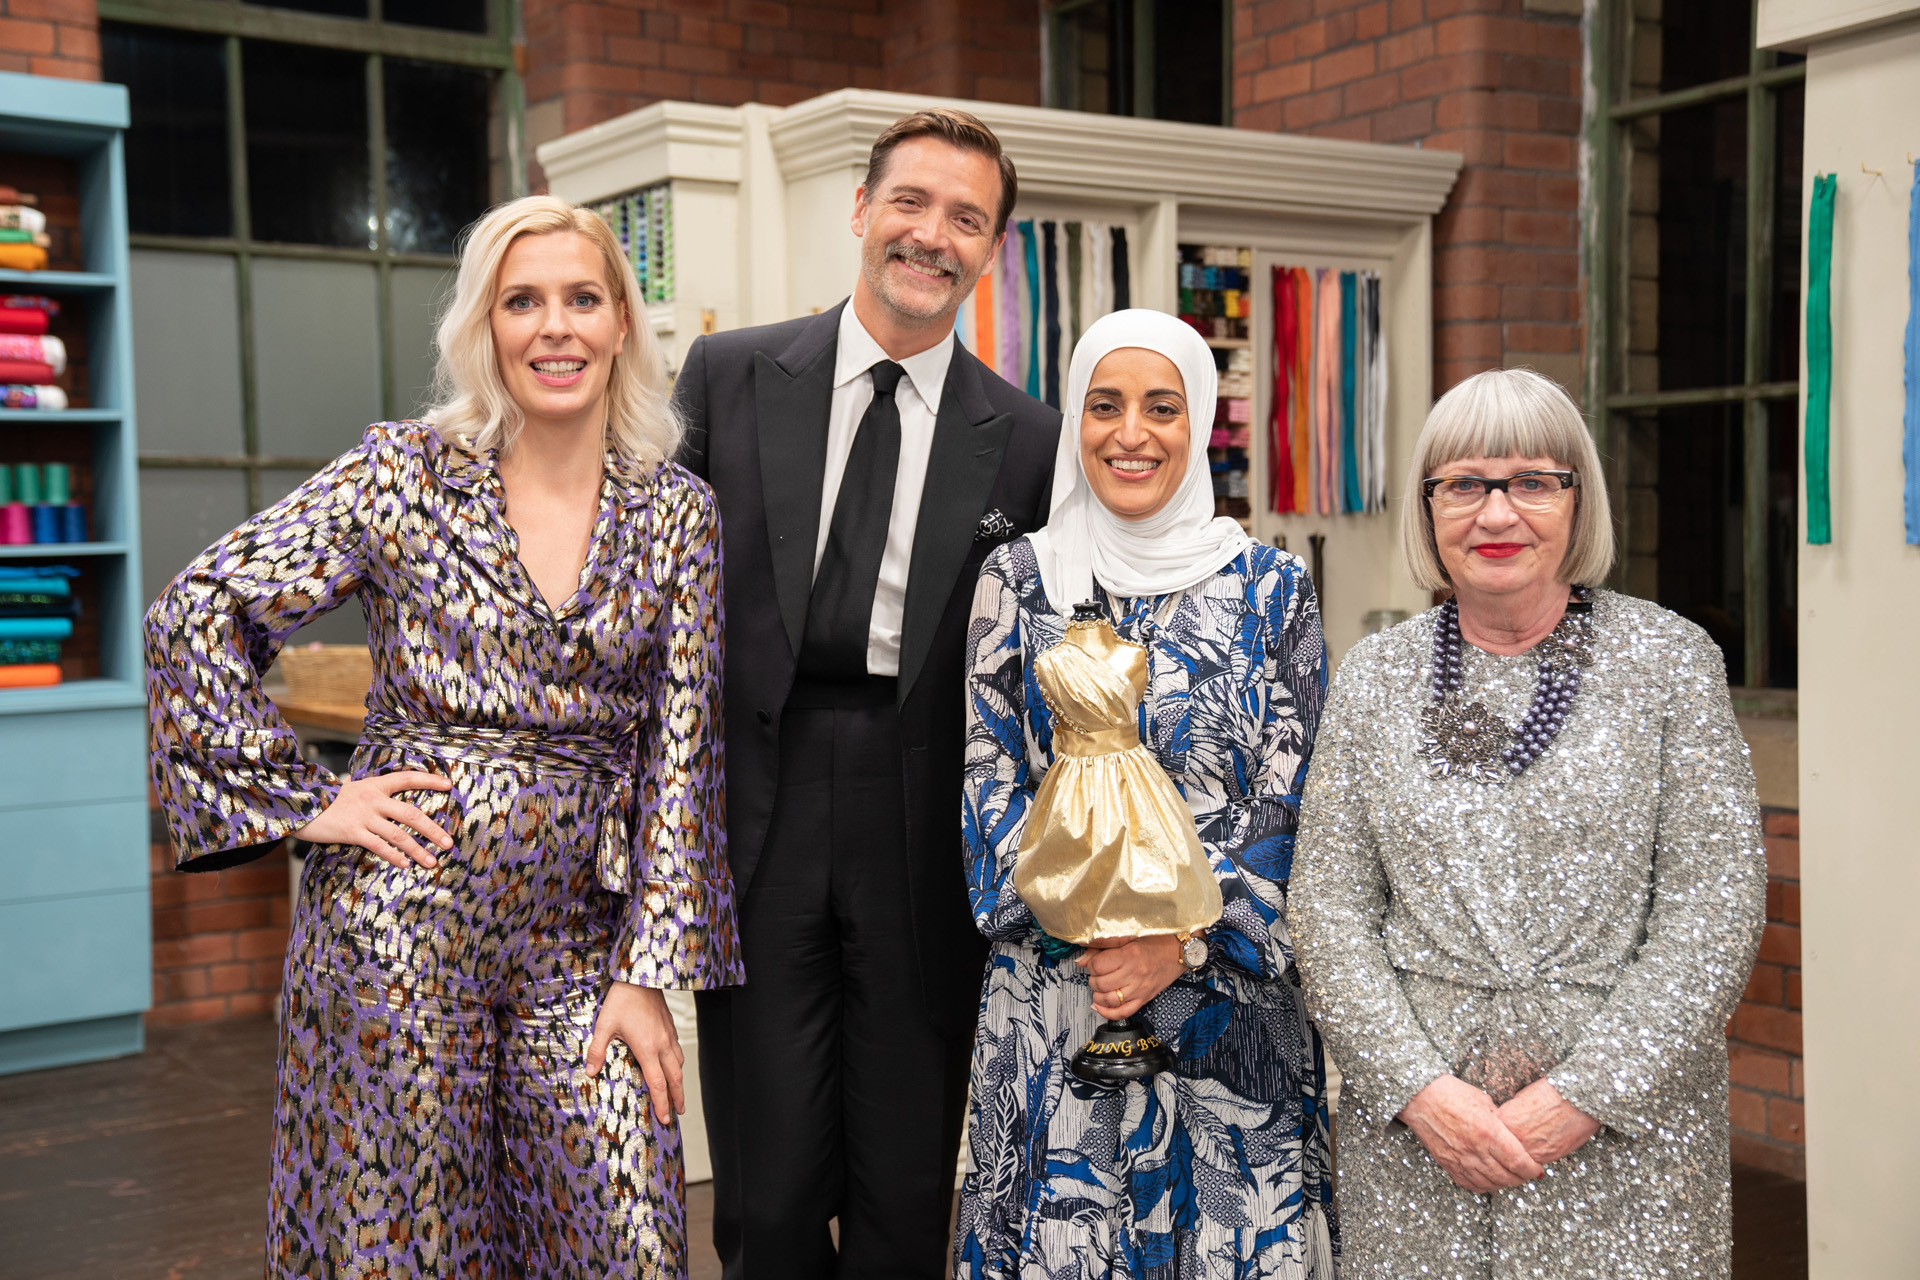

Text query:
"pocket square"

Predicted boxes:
[[975, 509, 1016, 541]]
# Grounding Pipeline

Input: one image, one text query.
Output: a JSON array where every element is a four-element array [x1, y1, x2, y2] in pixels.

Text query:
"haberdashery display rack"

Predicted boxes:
[[540, 89, 1460, 659], [0, 72, 150, 1074]]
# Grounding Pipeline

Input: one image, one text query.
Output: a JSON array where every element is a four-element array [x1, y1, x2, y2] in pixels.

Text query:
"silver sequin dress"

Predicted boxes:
[[1291, 590, 1766, 1279]]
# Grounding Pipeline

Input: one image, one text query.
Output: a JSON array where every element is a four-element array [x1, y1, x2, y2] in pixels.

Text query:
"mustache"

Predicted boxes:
[[886, 241, 963, 277]]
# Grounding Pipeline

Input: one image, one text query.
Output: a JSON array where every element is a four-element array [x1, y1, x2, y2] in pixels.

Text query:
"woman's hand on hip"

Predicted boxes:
[[291, 771, 453, 869], [1398, 1074, 1546, 1193], [1076, 935, 1185, 1021], [587, 981, 685, 1126], [1497, 1078, 1602, 1166]]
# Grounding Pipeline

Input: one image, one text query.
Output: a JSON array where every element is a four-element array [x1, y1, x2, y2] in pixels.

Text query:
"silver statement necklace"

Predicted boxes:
[[1420, 587, 1595, 784]]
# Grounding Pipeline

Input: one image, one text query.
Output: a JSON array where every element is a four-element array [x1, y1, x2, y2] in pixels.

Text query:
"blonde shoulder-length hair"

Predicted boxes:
[[1400, 367, 1615, 591], [424, 195, 682, 466]]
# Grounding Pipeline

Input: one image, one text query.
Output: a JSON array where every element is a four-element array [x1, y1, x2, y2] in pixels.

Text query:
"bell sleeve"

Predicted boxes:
[[145, 432, 382, 872], [962, 550, 1044, 944], [1201, 558, 1329, 982], [609, 476, 743, 990], [1546, 631, 1767, 1137], [1292, 651, 1456, 1126]]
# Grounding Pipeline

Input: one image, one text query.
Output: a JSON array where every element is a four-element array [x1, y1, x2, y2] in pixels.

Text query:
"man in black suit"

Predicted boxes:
[[673, 109, 1060, 1279]]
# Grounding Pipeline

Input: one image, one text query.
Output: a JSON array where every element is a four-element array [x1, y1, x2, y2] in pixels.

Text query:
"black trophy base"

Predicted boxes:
[[1069, 1015, 1175, 1085]]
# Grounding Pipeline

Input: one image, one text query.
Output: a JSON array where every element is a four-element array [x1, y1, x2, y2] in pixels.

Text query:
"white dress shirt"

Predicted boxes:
[[815, 302, 954, 677]]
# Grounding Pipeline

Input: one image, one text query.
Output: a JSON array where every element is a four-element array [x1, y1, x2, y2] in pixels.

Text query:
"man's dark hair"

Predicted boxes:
[[863, 107, 1018, 236]]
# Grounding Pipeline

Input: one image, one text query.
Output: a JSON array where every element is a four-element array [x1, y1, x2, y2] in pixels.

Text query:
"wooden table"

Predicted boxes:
[[272, 697, 367, 743]]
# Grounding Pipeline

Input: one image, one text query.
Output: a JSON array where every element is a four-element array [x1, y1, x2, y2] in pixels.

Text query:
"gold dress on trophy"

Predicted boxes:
[[1014, 613, 1223, 944]]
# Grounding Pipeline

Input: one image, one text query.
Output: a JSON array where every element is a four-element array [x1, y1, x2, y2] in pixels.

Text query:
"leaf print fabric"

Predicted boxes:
[[955, 536, 1338, 1280]]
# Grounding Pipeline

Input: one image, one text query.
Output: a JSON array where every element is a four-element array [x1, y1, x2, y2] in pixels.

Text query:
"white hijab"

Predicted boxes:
[[1029, 309, 1254, 613]]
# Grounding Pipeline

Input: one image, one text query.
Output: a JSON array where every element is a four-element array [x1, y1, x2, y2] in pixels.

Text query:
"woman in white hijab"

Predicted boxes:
[[953, 310, 1338, 1279]]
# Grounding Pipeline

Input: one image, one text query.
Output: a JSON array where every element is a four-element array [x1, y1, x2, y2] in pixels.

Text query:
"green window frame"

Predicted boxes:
[[1043, 0, 1233, 127], [1582, 0, 1803, 688], [103, 0, 523, 511]]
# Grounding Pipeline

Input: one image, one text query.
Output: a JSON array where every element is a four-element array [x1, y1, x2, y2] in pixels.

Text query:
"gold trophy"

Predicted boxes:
[[1015, 602, 1223, 1084]]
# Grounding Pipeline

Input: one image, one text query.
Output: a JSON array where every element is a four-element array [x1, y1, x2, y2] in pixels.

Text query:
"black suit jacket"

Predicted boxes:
[[675, 302, 1061, 1035]]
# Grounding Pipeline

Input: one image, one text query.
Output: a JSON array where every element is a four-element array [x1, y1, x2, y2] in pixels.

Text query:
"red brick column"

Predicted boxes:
[[148, 809, 293, 1026], [1726, 808, 1804, 1178], [0, 0, 99, 80], [1232, 0, 1583, 396]]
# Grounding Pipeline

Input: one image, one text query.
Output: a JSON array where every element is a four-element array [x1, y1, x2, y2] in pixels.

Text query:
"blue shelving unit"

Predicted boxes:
[[0, 73, 149, 1075]]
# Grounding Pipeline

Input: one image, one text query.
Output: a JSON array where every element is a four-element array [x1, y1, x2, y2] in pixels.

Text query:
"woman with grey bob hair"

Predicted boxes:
[[1290, 367, 1767, 1278]]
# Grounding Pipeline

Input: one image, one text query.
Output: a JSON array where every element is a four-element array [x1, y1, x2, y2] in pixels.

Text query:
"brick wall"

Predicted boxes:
[[520, 0, 1040, 187], [1727, 808, 1804, 1178], [148, 807, 291, 1026], [1232, 0, 1584, 396], [0, 0, 100, 79]]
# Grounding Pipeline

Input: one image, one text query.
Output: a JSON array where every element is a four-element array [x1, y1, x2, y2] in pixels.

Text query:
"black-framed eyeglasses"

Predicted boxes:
[[1422, 469, 1578, 515]]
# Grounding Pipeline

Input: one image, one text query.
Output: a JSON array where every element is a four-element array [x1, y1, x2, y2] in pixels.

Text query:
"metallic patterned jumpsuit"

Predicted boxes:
[[145, 422, 742, 1278]]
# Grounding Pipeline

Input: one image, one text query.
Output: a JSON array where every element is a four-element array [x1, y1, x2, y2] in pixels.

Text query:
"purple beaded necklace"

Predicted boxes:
[[1419, 587, 1596, 784]]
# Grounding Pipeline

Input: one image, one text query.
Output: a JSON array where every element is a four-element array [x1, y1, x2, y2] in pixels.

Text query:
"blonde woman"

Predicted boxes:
[[145, 195, 740, 1277]]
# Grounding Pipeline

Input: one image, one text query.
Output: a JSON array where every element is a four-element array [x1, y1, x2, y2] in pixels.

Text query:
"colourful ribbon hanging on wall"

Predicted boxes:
[[959, 220, 1132, 406], [1905, 162, 1920, 544], [1339, 271, 1362, 513], [1291, 269, 1311, 512], [1806, 173, 1836, 545], [1269, 266, 1296, 513], [1019, 221, 1041, 401]]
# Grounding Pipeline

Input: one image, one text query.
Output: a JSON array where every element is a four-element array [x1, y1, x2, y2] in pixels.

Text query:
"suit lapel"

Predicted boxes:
[[755, 306, 842, 656], [898, 347, 1014, 701]]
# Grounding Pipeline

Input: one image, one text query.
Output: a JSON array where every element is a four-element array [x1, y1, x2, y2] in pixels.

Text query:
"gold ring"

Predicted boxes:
[[1113, 988, 1126, 1002]]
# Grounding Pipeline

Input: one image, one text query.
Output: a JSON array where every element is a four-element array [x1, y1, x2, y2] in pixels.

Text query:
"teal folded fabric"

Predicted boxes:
[[0, 616, 72, 639], [0, 575, 70, 596], [1806, 172, 1836, 545], [0, 637, 58, 663]]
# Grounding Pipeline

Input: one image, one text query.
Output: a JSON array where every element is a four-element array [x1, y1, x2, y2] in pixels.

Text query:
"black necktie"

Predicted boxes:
[[800, 360, 905, 679]]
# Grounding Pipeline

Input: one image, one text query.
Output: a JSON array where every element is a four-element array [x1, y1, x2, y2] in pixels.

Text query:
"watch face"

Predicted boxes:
[[1182, 935, 1208, 969]]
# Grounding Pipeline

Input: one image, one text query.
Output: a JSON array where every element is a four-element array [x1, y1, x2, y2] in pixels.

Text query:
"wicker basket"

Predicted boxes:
[[277, 643, 374, 705]]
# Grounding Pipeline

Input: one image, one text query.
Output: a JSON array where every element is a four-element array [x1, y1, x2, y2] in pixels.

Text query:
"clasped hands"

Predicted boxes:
[[1075, 934, 1187, 1021], [1397, 1074, 1602, 1193]]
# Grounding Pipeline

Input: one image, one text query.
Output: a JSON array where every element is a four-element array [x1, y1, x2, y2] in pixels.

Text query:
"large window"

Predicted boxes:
[[1586, 0, 1803, 687], [100, 0, 519, 625], [1044, 0, 1230, 126]]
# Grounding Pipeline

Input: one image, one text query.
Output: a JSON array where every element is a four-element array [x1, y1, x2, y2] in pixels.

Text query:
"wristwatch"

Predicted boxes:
[[1178, 929, 1209, 972]]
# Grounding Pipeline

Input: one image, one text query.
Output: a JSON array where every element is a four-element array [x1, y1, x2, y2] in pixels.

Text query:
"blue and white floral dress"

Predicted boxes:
[[955, 536, 1338, 1280]]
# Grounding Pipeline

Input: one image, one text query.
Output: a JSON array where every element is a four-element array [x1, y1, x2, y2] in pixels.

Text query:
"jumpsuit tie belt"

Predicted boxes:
[[358, 711, 641, 893]]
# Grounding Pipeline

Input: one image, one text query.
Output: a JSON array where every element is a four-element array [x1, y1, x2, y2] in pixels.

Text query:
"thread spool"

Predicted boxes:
[[14, 462, 41, 506], [29, 504, 58, 543], [0, 503, 28, 545], [60, 503, 85, 542], [0, 466, 11, 505], [43, 462, 69, 505]]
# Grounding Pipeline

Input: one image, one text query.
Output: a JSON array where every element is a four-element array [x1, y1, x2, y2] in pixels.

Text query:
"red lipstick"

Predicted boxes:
[[1473, 543, 1525, 558]]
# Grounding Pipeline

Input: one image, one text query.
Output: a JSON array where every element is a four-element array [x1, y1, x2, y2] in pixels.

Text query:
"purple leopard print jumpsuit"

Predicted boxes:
[[145, 423, 742, 1278]]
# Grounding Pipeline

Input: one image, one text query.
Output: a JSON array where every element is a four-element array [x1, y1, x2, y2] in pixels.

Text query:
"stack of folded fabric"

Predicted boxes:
[[0, 564, 76, 688], [0, 186, 50, 273], [0, 297, 66, 408]]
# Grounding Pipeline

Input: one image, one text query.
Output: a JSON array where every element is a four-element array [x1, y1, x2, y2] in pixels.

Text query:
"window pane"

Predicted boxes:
[[390, 265, 452, 418], [1642, 403, 1745, 671], [1152, 0, 1223, 125], [1769, 81, 1805, 385], [129, 250, 245, 456], [103, 24, 232, 238], [1056, 2, 1120, 115], [244, 41, 372, 247], [1623, 97, 1748, 392], [139, 469, 249, 605], [243, 0, 368, 19], [384, 60, 492, 255], [384, 0, 487, 34], [250, 258, 382, 456], [1629, 0, 1751, 97]]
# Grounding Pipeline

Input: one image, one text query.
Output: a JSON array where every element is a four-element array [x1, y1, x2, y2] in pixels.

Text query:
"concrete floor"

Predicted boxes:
[[0, 1017, 1806, 1279]]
